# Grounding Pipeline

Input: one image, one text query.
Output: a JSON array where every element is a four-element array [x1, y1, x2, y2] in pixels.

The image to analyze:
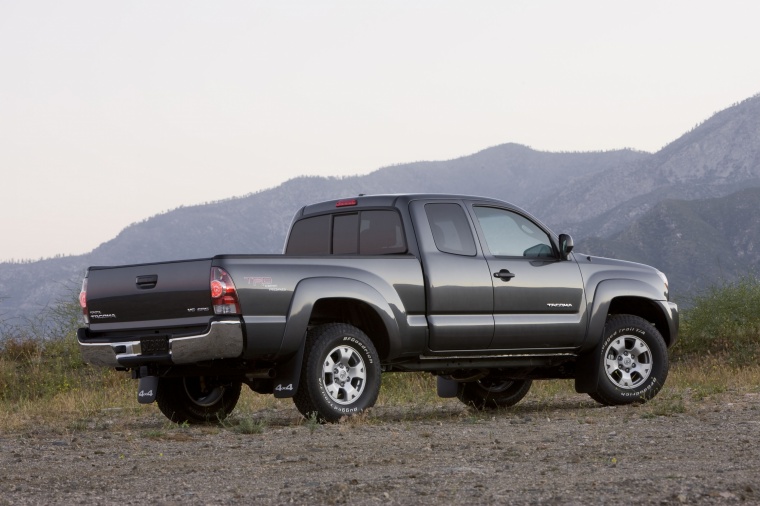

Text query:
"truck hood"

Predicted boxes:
[[573, 252, 669, 300], [575, 253, 658, 272]]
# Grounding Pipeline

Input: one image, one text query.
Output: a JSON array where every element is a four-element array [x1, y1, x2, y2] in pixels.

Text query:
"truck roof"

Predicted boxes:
[[298, 193, 521, 218]]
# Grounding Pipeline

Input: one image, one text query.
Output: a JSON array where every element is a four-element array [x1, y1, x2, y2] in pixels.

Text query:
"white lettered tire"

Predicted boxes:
[[589, 315, 669, 405], [293, 323, 381, 423]]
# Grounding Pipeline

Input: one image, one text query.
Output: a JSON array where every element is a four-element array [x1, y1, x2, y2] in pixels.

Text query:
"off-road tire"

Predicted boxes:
[[156, 376, 242, 424], [589, 314, 669, 405], [457, 378, 532, 409], [293, 323, 381, 423]]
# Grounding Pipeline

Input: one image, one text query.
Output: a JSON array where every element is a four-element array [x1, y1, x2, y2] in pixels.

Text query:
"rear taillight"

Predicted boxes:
[[79, 278, 89, 324], [210, 267, 241, 315]]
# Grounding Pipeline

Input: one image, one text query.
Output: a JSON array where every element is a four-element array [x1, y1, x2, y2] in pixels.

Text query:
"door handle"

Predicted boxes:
[[494, 269, 516, 281]]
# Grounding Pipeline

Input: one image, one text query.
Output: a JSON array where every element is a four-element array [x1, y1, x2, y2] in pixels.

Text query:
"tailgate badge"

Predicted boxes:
[[89, 310, 117, 319]]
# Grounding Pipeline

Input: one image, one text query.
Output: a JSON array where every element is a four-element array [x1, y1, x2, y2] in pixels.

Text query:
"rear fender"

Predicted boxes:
[[272, 277, 400, 397]]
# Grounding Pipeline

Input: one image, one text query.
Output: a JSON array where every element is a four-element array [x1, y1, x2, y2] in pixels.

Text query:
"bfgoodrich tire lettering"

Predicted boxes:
[[293, 323, 381, 423], [156, 376, 241, 424], [589, 314, 669, 405]]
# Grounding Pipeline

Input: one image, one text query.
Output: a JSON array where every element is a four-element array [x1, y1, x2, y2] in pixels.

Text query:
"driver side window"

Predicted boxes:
[[473, 206, 554, 258]]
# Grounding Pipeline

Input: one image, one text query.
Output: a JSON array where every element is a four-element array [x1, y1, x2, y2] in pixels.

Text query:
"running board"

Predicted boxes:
[[390, 353, 578, 372]]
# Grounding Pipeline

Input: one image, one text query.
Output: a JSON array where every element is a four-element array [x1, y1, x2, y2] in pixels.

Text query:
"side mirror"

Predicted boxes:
[[558, 234, 574, 260]]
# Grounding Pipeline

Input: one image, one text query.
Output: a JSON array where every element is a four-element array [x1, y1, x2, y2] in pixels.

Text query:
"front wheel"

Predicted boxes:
[[293, 323, 381, 423], [457, 378, 532, 409], [156, 376, 242, 424], [589, 314, 669, 405]]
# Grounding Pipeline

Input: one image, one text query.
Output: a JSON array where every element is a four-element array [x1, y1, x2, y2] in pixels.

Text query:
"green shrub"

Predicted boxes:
[[675, 274, 760, 365], [0, 329, 89, 402], [0, 295, 111, 403]]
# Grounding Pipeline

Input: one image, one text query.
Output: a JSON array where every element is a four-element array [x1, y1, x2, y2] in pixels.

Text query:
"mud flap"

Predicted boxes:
[[273, 342, 306, 398], [574, 342, 602, 394], [437, 376, 459, 398], [137, 376, 159, 404]]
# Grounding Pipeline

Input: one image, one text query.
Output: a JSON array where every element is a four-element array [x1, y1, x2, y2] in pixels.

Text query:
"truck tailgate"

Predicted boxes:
[[85, 259, 215, 332]]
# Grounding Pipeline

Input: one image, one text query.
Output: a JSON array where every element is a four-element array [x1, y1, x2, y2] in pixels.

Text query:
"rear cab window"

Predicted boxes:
[[285, 215, 331, 255], [286, 209, 407, 255]]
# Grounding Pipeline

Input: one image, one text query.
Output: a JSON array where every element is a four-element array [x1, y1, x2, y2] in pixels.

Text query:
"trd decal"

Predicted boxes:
[[244, 276, 273, 286]]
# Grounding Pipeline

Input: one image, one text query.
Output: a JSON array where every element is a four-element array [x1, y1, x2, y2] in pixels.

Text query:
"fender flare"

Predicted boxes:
[[575, 278, 668, 393], [273, 277, 400, 398]]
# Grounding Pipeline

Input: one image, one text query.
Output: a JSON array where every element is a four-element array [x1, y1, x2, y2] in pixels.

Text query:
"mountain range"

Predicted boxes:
[[2, 94, 760, 324]]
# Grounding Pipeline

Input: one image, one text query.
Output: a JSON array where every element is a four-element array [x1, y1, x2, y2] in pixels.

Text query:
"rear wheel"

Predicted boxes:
[[156, 376, 241, 424], [457, 378, 532, 409], [293, 323, 381, 423], [589, 314, 668, 405]]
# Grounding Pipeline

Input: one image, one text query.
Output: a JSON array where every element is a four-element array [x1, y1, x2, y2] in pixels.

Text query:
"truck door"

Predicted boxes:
[[409, 200, 494, 351], [466, 203, 587, 350]]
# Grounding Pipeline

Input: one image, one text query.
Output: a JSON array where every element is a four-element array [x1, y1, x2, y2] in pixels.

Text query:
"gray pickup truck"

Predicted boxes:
[[78, 194, 678, 423]]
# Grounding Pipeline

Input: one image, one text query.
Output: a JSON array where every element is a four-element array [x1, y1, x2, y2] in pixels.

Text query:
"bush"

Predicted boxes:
[[0, 295, 117, 403], [675, 275, 760, 365], [0, 317, 91, 402]]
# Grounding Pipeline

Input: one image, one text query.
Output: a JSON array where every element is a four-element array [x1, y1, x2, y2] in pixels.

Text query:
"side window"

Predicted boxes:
[[473, 206, 554, 258], [359, 210, 406, 255], [425, 203, 477, 256], [285, 215, 331, 255]]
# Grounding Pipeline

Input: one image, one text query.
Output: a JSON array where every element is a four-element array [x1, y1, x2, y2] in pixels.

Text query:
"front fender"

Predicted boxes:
[[584, 278, 668, 352], [575, 279, 670, 394]]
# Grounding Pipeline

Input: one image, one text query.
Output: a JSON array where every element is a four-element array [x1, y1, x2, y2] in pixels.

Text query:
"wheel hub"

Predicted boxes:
[[322, 345, 367, 405], [334, 364, 349, 382], [183, 377, 226, 407], [604, 335, 653, 390]]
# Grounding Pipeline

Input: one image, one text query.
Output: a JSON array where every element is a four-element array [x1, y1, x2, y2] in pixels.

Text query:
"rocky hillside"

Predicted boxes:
[[581, 187, 760, 299], [545, 95, 760, 238], [2, 94, 760, 322]]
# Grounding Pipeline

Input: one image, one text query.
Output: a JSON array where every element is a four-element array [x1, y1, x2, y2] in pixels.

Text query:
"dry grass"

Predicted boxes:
[[0, 276, 760, 433], [3, 274, 760, 433], [0, 370, 135, 433], [3, 359, 757, 434]]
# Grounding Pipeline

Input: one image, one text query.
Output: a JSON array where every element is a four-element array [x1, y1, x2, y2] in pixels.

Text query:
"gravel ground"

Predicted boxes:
[[1, 391, 759, 505]]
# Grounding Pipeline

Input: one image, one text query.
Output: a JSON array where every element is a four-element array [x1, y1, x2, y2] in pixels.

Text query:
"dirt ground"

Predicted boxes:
[[1, 391, 759, 505]]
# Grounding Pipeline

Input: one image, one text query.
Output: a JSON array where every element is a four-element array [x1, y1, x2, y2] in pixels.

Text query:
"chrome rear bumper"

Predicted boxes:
[[78, 320, 244, 367]]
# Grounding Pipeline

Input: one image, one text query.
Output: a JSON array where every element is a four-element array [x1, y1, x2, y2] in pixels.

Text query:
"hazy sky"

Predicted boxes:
[[2, 1, 759, 262]]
